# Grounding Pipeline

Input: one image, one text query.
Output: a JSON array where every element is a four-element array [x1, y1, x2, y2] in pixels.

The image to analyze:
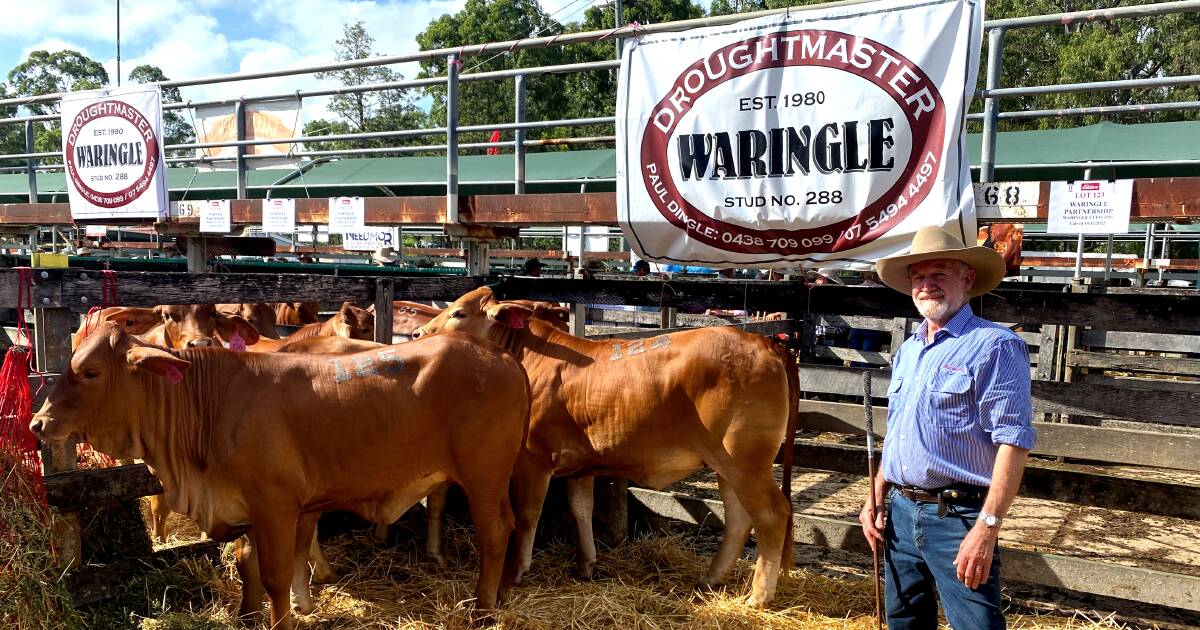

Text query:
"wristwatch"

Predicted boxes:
[[979, 511, 1003, 528]]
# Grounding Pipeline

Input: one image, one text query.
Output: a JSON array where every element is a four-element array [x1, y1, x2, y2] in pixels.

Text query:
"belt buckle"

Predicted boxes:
[[937, 490, 950, 518]]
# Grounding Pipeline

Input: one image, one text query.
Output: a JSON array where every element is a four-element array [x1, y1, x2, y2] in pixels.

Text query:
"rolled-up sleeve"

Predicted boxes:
[[975, 337, 1036, 450]]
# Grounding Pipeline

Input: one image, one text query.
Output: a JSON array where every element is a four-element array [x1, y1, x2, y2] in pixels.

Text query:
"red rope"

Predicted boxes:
[[0, 268, 46, 507]]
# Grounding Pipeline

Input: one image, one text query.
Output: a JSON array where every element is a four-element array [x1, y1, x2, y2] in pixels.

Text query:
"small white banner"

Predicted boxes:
[[616, 0, 983, 268], [328, 196, 365, 234], [342, 228, 395, 251], [61, 85, 168, 221], [1048, 180, 1133, 235], [262, 198, 296, 232], [974, 181, 1042, 220], [200, 199, 231, 233], [84, 224, 108, 237]]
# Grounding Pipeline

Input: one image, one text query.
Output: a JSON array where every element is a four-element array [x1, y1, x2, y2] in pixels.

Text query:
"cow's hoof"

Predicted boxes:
[[574, 559, 596, 581], [293, 600, 316, 615], [744, 593, 770, 608], [468, 608, 498, 627], [428, 551, 447, 568]]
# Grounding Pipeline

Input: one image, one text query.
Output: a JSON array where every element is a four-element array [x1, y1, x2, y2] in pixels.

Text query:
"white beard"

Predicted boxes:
[[914, 296, 960, 323]]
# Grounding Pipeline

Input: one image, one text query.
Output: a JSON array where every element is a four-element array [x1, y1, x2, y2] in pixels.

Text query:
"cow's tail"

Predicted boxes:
[[775, 342, 800, 574]]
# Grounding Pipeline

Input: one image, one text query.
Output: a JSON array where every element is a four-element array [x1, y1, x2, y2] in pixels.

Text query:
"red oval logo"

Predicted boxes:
[[64, 100, 160, 209], [640, 30, 946, 256]]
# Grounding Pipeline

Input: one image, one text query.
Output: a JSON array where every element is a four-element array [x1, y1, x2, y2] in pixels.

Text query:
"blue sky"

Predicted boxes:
[[0, 0, 588, 121]]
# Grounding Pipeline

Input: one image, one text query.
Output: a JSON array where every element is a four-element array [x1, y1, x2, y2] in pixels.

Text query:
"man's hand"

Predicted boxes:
[[859, 496, 885, 552], [954, 521, 999, 589]]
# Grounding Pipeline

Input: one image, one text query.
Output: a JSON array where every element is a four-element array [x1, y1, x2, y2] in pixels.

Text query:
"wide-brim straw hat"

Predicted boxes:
[[876, 225, 1006, 298]]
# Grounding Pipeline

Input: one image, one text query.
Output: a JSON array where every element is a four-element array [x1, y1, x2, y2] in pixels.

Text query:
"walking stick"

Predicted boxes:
[[863, 370, 883, 629]]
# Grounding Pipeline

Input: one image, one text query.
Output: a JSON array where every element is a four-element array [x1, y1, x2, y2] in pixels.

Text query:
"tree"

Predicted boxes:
[[416, 0, 571, 152], [558, 0, 706, 139], [8, 50, 110, 159], [127, 64, 195, 154], [0, 84, 26, 160], [8, 50, 109, 115], [314, 20, 425, 150], [976, 0, 1200, 130]]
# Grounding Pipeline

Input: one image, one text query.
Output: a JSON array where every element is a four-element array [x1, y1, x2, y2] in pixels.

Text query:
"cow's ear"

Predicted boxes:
[[487, 303, 534, 329], [366, 304, 376, 314], [103, 307, 162, 335], [214, 314, 260, 346], [126, 346, 191, 380]]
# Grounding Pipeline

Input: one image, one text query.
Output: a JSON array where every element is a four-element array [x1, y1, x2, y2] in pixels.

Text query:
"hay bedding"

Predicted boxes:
[[77, 504, 1132, 630]]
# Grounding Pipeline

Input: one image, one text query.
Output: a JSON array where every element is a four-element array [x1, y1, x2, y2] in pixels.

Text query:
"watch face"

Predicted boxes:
[[983, 514, 997, 526]]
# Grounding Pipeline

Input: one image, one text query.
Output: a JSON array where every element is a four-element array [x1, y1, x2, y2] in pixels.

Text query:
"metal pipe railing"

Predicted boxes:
[[967, 100, 1200, 121], [446, 53, 460, 224], [983, 0, 1200, 30], [979, 28, 1005, 184], [0, 0, 876, 109], [985, 74, 1200, 99]]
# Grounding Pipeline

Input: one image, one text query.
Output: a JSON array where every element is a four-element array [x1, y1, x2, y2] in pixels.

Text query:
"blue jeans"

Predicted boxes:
[[884, 488, 1004, 630]]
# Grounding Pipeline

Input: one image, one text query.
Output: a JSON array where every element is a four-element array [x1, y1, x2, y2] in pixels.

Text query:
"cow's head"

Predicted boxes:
[[217, 303, 278, 339], [330, 302, 375, 340], [413, 287, 534, 341], [154, 304, 261, 349], [71, 307, 165, 351], [31, 322, 191, 458]]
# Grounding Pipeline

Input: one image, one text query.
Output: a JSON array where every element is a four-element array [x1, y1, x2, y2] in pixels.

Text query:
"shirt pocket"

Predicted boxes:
[[928, 371, 973, 428], [886, 376, 903, 405]]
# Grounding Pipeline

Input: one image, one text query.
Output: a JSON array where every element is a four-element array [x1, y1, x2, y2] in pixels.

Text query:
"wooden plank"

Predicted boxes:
[[816, 314, 894, 331], [788, 439, 1200, 521], [797, 364, 1200, 428], [808, 285, 1200, 334], [588, 319, 800, 341], [1082, 330, 1200, 354], [811, 345, 891, 366], [66, 540, 221, 607], [1079, 373, 1200, 395], [373, 279, 394, 345], [628, 487, 1200, 612], [5, 177, 1200, 226], [797, 399, 1200, 472], [44, 464, 163, 513], [1068, 350, 1200, 377]]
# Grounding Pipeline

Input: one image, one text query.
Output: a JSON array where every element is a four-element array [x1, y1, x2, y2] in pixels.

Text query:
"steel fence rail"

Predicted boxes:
[[0, 1, 877, 109], [984, 74, 1200, 99], [966, 100, 1200, 121], [983, 0, 1200, 30]]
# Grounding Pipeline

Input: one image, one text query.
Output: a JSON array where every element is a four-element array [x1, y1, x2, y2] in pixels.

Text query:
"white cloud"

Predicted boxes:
[[19, 38, 94, 62]]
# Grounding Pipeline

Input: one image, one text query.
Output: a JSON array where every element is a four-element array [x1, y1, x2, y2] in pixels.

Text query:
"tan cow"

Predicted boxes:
[[217, 303, 280, 339], [415, 287, 799, 606], [273, 302, 320, 326], [390, 301, 443, 338], [31, 323, 531, 630], [71, 305, 260, 353], [247, 303, 374, 352]]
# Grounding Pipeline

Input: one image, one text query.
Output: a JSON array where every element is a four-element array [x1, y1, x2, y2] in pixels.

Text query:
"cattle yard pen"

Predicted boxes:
[[2, 0, 1200, 624], [0, 267, 1197, 626]]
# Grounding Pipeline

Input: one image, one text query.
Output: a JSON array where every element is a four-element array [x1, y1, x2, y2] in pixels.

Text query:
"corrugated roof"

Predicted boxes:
[[3, 122, 1197, 201]]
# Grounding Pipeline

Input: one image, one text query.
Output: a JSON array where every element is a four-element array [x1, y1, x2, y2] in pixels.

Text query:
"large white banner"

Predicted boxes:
[[617, 0, 983, 268], [61, 85, 168, 220], [193, 99, 302, 170]]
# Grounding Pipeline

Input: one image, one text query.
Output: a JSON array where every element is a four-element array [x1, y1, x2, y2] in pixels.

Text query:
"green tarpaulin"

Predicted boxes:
[[3, 121, 1197, 202]]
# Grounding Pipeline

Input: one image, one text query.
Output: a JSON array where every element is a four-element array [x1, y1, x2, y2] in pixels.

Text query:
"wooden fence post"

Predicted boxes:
[[373, 279, 394, 345], [33, 305, 80, 569]]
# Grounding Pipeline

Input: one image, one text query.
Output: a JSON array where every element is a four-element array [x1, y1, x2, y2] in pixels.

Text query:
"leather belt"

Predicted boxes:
[[896, 484, 986, 518]]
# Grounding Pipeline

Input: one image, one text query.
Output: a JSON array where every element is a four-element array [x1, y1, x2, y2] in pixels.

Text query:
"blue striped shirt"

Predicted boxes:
[[881, 304, 1035, 489]]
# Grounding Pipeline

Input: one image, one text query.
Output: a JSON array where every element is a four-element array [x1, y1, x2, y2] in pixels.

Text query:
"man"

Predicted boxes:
[[860, 225, 1035, 629], [522, 258, 543, 277], [633, 260, 651, 277]]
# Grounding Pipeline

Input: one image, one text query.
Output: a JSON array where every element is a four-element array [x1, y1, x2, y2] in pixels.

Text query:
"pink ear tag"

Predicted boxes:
[[165, 365, 184, 384], [228, 332, 247, 352], [508, 311, 526, 329]]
